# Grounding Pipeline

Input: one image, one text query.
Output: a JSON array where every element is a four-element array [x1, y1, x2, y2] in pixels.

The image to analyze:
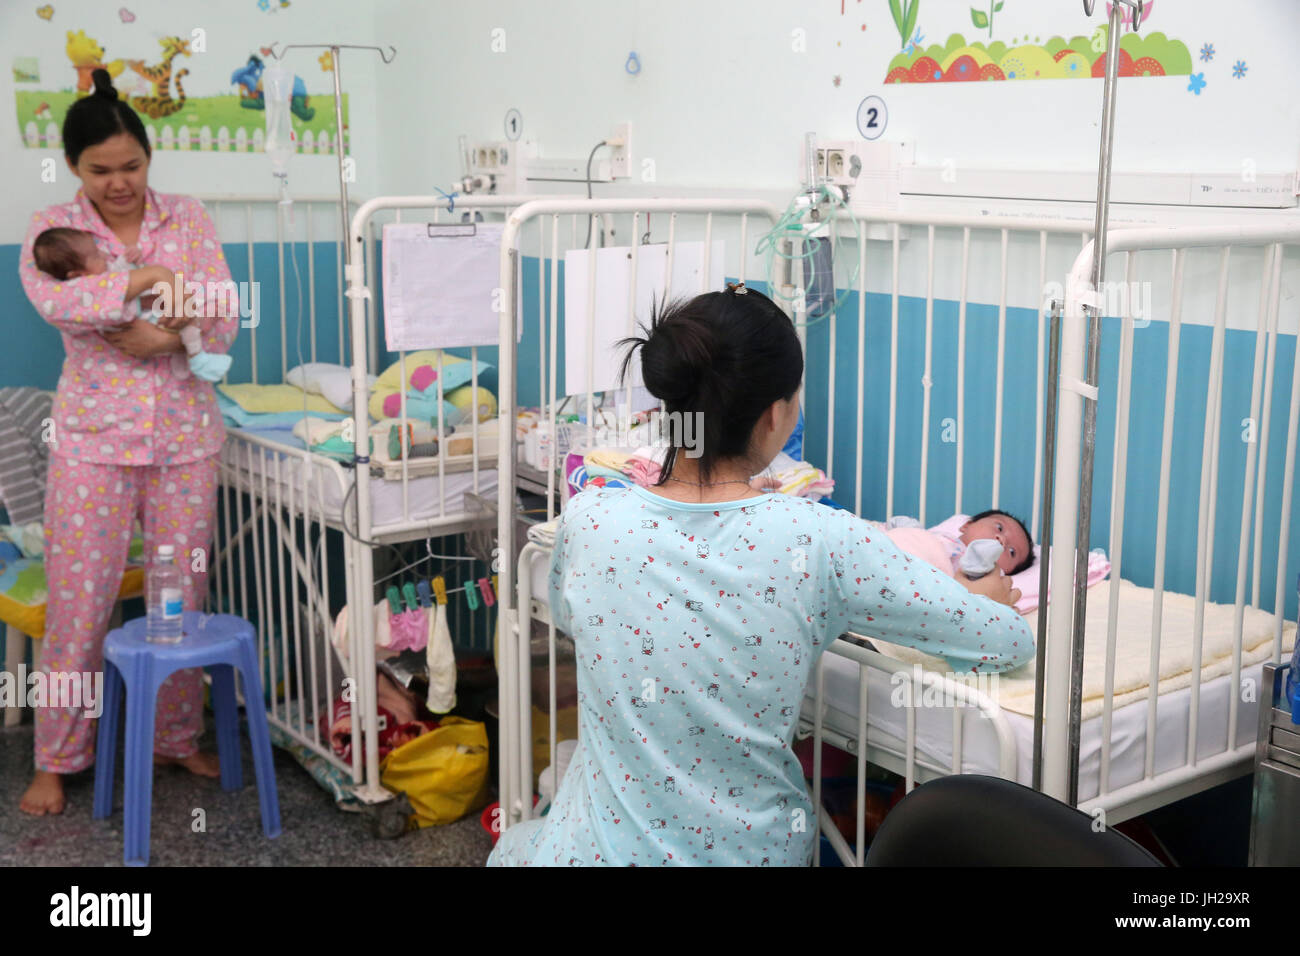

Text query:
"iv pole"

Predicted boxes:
[[266, 42, 396, 275], [1032, 0, 1144, 800], [265, 41, 397, 804]]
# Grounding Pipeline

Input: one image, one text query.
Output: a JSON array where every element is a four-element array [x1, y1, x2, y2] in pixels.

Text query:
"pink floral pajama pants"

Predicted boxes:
[[35, 453, 219, 773]]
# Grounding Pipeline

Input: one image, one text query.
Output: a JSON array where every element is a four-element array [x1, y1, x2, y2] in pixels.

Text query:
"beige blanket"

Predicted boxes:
[[863, 578, 1296, 720]]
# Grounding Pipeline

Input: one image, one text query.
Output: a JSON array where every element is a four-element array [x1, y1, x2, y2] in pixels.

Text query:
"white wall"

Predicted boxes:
[[377, 0, 1300, 193], [6, 0, 1296, 324], [368, 0, 1299, 328]]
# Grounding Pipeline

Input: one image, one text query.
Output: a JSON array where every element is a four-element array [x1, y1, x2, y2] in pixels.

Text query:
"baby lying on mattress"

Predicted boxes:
[[879, 509, 1034, 609]]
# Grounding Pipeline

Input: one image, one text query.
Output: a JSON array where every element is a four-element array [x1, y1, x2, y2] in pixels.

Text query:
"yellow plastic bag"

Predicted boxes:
[[379, 716, 490, 828]]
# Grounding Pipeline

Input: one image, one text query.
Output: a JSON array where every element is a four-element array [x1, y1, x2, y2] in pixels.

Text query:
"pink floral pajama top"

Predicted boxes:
[[19, 188, 237, 466]]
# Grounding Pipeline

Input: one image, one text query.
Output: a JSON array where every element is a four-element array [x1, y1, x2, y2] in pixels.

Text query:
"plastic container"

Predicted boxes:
[[145, 545, 184, 643]]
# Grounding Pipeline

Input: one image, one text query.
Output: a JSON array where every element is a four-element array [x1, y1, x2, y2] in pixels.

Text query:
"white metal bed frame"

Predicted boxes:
[[199, 190, 1298, 858], [487, 198, 1300, 866], [207, 193, 533, 802]]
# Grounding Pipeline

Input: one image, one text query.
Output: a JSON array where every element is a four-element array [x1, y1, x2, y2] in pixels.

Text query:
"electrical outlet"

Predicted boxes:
[[826, 149, 846, 179], [467, 139, 537, 192], [608, 122, 632, 179], [810, 139, 915, 191]]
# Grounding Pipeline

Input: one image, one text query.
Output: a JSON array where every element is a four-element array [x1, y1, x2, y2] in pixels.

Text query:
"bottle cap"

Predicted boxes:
[[157, 544, 175, 558]]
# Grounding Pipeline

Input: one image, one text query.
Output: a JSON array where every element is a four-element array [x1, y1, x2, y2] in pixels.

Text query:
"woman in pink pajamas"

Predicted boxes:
[[18, 70, 238, 814]]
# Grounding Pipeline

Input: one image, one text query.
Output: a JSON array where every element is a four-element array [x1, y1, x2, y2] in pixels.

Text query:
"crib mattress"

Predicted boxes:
[[809, 649, 1269, 804], [808, 580, 1297, 804], [224, 425, 499, 532]]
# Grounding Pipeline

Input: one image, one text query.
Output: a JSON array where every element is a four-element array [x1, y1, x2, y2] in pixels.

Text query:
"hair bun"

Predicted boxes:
[[640, 314, 716, 407], [91, 69, 118, 100]]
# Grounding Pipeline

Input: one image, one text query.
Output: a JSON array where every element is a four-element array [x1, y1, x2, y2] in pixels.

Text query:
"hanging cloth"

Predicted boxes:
[[426, 599, 457, 713]]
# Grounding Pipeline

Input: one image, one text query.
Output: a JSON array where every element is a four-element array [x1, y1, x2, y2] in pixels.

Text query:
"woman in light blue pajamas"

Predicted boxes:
[[488, 285, 1035, 867]]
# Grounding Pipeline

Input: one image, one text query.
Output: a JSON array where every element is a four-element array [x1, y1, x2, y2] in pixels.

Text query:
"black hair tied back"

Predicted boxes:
[[618, 285, 803, 484], [91, 68, 119, 100], [62, 68, 151, 165]]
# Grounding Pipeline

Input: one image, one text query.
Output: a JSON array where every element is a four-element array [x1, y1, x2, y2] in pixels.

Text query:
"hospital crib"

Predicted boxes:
[[205, 194, 533, 803], [487, 198, 1300, 866]]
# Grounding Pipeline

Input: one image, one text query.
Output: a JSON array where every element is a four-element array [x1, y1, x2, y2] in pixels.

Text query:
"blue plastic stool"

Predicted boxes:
[[92, 611, 282, 866]]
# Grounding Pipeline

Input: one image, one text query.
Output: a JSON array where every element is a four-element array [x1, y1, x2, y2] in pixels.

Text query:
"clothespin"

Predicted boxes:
[[464, 579, 480, 611], [386, 585, 402, 615], [416, 579, 433, 608], [432, 576, 447, 606], [478, 576, 496, 607], [402, 581, 419, 611], [492, 574, 499, 597]]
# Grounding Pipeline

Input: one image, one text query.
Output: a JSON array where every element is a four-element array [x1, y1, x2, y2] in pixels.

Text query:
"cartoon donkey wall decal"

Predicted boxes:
[[231, 55, 316, 121]]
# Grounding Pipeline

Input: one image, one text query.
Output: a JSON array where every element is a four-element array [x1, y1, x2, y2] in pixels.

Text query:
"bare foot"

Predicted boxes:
[[19, 771, 66, 815], [154, 751, 222, 778]]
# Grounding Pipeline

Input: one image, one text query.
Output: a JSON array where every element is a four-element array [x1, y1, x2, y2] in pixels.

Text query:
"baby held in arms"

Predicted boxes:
[[879, 509, 1034, 610], [31, 227, 232, 383]]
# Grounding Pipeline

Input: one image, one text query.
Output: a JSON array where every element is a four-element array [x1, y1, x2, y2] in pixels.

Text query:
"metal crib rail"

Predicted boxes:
[[1046, 221, 1300, 812]]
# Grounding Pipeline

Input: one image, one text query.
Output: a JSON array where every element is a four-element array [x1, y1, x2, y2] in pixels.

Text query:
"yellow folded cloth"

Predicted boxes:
[[586, 448, 633, 473], [217, 383, 344, 415]]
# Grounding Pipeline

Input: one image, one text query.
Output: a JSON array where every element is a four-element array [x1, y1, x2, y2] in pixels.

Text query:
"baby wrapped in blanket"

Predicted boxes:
[[31, 227, 232, 382], [880, 509, 1034, 609]]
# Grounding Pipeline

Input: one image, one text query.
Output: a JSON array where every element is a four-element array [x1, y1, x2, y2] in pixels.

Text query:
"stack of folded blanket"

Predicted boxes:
[[527, 519, 558, 548], [562, 446, 834, 500], [755, 452, 835, 498], [215, 353, 503, 464]]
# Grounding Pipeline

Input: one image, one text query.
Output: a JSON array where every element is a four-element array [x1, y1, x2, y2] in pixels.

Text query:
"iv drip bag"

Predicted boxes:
[[263, 61, 295, 177]]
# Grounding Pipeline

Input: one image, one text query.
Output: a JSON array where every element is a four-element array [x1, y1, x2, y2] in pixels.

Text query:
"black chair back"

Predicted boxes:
[[865, 775, 1163, 866]]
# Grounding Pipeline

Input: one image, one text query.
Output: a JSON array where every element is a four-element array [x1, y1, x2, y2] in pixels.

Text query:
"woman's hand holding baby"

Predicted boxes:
[[101, 319, 185, 359], [125, 267, 194, 330], [955, 569, 1022, 608]]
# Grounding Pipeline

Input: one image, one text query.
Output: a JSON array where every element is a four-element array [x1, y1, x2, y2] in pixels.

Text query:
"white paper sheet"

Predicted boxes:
[[382, 222, 514, 351], [563, 240, 726, 395]]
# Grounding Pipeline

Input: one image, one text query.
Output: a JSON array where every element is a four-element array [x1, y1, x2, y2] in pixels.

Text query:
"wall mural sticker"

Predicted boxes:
[[883, 20, 1192, 83], [888, 0, 920, 50], [12, 57, 40, 84], [13, 23, 348, 154], [970, 1, 1003, 39]]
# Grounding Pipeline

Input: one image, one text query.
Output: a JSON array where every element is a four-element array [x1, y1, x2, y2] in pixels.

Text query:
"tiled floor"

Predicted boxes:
[[0, 716, 494, 867]]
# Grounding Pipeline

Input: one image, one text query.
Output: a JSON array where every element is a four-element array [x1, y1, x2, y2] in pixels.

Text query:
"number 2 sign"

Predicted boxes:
[[856, 95, 888, 141]]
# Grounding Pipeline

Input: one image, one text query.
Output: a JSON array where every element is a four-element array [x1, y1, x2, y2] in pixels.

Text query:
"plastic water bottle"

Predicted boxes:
[[146, 545, 184, 643]]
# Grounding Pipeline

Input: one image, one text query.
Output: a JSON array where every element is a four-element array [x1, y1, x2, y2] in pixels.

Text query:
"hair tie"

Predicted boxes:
[[727, 281, 748, 295]]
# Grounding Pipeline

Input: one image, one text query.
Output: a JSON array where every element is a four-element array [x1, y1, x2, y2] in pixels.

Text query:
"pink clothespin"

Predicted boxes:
[[477, 576, 496, 607]]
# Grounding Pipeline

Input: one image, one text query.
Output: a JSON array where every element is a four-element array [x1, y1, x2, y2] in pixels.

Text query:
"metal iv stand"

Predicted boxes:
[[1031, 0, 1145, 803], [266, 42, 396, 271], [265, 41, 397, 804]]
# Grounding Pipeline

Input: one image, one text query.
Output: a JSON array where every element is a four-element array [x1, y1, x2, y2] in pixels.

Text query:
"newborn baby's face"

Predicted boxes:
[[960, 513, 1030, 575]]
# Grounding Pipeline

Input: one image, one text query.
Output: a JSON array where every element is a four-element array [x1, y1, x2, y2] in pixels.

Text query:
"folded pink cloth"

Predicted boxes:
[[626, 456, 662, 487]]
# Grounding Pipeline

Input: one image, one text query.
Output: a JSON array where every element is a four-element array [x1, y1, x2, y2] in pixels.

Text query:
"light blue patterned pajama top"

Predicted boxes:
[[488, 484, 1035, 867]]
